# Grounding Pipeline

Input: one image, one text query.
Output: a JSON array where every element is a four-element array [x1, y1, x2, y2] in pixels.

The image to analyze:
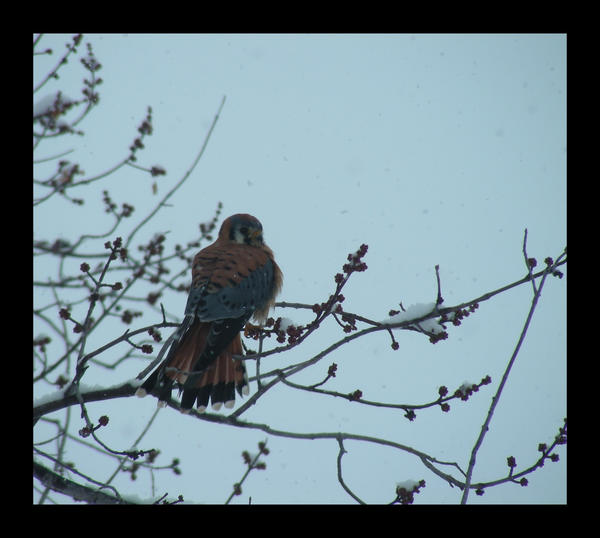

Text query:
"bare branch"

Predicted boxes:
[[125, 96, 227, 250]]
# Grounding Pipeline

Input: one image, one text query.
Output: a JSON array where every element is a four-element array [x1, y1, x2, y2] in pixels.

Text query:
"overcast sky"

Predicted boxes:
[[34, 34, 566, 504]]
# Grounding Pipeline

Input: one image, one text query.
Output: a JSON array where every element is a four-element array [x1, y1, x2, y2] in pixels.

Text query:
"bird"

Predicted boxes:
[[136, 213, 282, 413]]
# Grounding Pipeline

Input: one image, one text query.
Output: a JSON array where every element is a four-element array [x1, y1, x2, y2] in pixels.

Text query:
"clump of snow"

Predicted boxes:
[[380, 302, 445, 334], [396, 479, 420, 491], [278, 317, 296, 331], [33, 387, 69, 408]]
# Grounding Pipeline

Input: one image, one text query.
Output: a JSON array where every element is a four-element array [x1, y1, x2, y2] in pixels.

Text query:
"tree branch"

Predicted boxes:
[[460, 244, 567, 504], [33, 460, 129, 505]]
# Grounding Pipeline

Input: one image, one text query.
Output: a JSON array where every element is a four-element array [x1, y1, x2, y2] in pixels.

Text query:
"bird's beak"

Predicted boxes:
[[249, 228, 262, 240]]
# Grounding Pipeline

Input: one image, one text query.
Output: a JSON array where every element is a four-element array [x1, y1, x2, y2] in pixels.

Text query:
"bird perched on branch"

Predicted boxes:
[[136, 213, 282, 413]]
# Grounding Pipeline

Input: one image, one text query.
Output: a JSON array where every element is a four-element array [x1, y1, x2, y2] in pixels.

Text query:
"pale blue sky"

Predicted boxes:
[[34, 34, 566, 504]]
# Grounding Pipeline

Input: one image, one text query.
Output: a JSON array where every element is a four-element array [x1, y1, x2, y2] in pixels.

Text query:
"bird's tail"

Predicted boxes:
[[136, 318, 249, 412], [177, 321, 249, 412]]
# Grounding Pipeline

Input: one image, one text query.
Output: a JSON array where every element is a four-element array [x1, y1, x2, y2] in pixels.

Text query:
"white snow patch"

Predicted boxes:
[[278, 317, 296, 331], [396, 479, 420, 491], [380, 302, 445, 334], [33, 387, 68, 408]]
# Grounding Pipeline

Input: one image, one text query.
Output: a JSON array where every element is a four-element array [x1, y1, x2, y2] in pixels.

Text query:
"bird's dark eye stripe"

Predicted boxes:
[[240, 227, 248, 234]]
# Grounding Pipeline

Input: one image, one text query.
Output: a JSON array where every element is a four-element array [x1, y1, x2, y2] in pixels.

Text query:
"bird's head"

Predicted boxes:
[[220, 213, 264, 247]]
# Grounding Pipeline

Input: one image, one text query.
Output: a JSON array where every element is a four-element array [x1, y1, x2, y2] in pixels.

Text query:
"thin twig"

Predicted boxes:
[[435, 264, 443, 306], [336, 437, 366, 504], [104, 408, 161, 487], [522, 228, 538, 294], [125, 95, 227, 250]]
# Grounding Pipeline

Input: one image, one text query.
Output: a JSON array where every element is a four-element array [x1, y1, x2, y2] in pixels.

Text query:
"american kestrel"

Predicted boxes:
[[136, 214, 282, 412]]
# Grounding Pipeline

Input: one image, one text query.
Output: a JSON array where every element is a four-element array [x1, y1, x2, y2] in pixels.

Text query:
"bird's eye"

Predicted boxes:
[[240, 227, 248, 235]]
